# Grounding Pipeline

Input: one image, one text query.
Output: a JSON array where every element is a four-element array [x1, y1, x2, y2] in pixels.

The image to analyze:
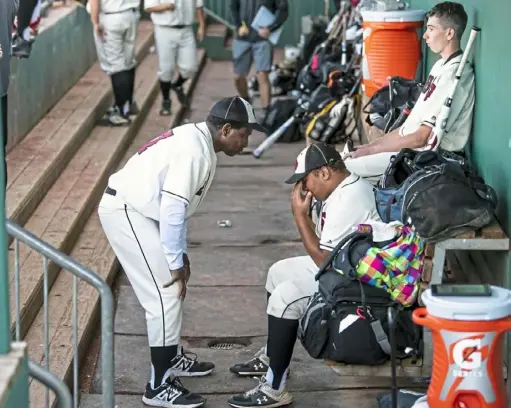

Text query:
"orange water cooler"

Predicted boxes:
[[361, 9, 426, 97], [412, 285, 511, 408]]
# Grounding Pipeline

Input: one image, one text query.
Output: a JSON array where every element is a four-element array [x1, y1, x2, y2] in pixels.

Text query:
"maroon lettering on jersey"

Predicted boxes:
[[138, 129, 174, 154], [422, 74, 437, 102], [321, 211, 326, 231]]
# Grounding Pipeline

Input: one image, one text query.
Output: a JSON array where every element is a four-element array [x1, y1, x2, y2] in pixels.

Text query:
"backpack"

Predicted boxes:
[[262, 98, 302, 143], [374, 151, 498, 242], [298, 230, 422, 364]]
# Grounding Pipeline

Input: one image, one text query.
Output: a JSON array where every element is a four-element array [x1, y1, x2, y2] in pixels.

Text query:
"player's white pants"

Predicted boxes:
[[265, 256, 319, 320], [344, 151, 398, 182], [94, 9, 139, 76], [154, 25, 198, 82], [98, 193, 182, 347]]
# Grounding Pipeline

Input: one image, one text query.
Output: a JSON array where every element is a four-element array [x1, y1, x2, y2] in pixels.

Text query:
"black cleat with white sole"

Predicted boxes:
[[142, 377, 206, 408], [168, 346, 215, 377]]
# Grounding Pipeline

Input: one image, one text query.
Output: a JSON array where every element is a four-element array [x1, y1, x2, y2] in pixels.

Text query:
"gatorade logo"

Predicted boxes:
[[450, 335, 488, 378]]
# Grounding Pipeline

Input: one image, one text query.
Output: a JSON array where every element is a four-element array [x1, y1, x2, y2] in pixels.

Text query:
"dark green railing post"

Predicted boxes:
[[0, 95, 10, 355]]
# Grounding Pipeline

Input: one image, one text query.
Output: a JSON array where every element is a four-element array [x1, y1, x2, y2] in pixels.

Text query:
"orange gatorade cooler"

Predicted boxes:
[[413, 284, 511, 408], [361, 9, 425, 97]]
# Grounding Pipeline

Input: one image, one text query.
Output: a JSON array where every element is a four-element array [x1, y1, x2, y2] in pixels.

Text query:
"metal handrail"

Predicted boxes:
[[29, 360, 73, 408], [203, 7, 236, 31], [6, 219, 115, 408]]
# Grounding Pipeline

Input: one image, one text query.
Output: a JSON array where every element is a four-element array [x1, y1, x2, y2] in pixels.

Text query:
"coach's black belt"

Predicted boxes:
[[169, 25, 190, 29], [105, 186, 117, 196]]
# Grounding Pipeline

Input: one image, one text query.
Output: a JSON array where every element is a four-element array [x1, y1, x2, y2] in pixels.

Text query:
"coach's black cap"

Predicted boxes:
[[285, 142, 343, 184], [209, 96, 267, 133]]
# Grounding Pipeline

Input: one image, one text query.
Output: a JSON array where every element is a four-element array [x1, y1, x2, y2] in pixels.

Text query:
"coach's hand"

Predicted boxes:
[[183, 253, 191, 283], [163, 267, 187, 300], [291, 183, 313, 217]]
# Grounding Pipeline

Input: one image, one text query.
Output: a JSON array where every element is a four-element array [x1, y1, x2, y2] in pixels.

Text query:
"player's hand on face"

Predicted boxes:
[[291, 182, 313, 217], [183, 253, 191, 283], [163, 267, 187, 300]]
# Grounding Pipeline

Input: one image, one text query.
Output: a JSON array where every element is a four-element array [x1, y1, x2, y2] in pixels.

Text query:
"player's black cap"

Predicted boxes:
[[285, 142, 343, 184], [209, 96, 267, 134]]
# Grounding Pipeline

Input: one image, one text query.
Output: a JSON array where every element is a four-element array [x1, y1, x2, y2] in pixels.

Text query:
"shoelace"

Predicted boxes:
[[244, 376, 268, 397], [164, 377, 190, 400], [180, 349, 198, 365]]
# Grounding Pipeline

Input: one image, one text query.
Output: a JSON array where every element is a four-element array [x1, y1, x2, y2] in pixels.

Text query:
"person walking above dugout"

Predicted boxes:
[[88, 0, 140, 126], [343, 1, 474, 181], [230, 0, 289, 121], [98, 96, 266, 408], [144, 0, 206, 116]]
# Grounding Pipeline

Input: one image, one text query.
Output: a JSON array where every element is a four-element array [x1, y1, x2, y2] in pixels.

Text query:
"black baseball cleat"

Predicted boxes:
[[172, 85, 189, 107], [167, 346, 215, 377], [228, 377, 292, 408], [229, 347, 269, 376], [142, 377, 206, 407], [160, 99, 172, 116]]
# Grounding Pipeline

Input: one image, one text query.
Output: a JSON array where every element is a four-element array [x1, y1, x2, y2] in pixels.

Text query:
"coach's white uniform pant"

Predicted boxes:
[[94, 9, 139, 76], [98, 193, 182, 347], [265, 256, 319, 320], [344, 151, 398, 182], [154, 25, 198, 82]]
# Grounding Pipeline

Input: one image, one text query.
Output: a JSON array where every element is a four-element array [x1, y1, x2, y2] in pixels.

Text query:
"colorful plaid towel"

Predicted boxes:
[[356, 225, 425, 307]]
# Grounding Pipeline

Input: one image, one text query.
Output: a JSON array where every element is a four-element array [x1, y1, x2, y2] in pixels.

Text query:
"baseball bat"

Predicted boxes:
[[252, 116, 297, 159], [426, 26, 480, 151]]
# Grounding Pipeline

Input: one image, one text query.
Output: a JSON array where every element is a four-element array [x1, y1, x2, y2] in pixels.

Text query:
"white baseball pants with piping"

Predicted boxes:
[[98, 192, 182, 347], [94, 9, 139, 76], [265, 256, 319, 320], [154, 25, 198, 82]]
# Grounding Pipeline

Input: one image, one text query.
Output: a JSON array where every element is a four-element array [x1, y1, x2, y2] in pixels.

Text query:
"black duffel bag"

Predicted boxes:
[[298, 231, 421, 365]]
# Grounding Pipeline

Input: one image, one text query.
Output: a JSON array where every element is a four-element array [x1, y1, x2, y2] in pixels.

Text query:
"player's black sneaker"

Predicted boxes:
[[168, 346, 215, 377], [227, 377, 292, 408], [142, 377, 206, 407], [229, 347, 269, 376], [172, 85, 189, 107], [160, 99, 171, 116]]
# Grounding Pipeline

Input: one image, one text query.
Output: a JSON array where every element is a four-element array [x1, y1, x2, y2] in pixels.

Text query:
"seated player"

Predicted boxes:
[[226, 142, 396, 408], [344, 1, 474, 180]]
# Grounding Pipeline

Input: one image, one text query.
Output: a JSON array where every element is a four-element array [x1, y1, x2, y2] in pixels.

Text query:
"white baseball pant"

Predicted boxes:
[[94, 9, 139, 76], [154, 25, 198, 82], [98, 193, 183, 347], [344, 151, 398, 183], [265, 256, 319, 320]]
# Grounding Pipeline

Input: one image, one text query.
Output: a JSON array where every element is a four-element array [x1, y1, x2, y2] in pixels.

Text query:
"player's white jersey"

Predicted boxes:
[[313, 174, 384, 250], [108, 121, 217, 221], [400, 51, 475, 152]]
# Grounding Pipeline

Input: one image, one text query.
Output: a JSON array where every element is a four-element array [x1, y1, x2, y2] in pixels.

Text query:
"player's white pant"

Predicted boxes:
[[94, 9, 139, 76], [265, 256, 319, 320], [344, 151, 398, 182], [98, 193, 182, 347], [154, 25, 198, 82]]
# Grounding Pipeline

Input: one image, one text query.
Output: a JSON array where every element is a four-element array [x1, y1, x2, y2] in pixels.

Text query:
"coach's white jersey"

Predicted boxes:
[[144, 0, 204, 26], [108, 122, 216, 220], [400, 51, 475, 152], [313, 174, 385, 251]]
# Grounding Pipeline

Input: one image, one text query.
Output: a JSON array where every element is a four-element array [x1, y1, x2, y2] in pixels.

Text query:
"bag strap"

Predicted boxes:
[[357, 279, 392, 355]]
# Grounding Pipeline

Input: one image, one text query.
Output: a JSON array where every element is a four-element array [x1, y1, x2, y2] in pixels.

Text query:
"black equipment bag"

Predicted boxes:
[[298, 231, 422, 365], [262, 97, 302, 143], [375, 149, 498, 242]]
